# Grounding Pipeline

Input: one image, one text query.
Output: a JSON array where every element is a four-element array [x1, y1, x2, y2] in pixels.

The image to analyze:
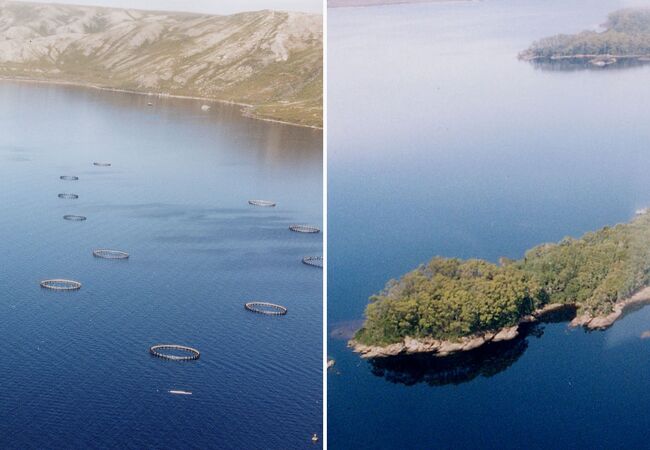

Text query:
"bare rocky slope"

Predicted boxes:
[[0, 1, 322, 127]]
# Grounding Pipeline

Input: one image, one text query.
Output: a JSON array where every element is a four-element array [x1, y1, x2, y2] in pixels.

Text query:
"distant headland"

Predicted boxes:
[[520, 8, 650, 69], [351, 211, 650, 358]]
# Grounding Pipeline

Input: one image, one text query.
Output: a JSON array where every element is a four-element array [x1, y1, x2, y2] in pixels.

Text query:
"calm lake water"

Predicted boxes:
[[0, 82, 322, 449], [328, 0, 650, 448]]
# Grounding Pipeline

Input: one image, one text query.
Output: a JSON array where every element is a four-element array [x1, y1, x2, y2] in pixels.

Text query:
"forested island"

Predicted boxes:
[[520, 8, 650, 68], [351, 213, 650, 358]]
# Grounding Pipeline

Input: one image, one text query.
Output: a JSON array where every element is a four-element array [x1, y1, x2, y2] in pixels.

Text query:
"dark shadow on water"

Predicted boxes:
[[367, 305, 577, 387]]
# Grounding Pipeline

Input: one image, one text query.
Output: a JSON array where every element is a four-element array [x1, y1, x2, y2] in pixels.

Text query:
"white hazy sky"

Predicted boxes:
[[10, 0, 322, 14]]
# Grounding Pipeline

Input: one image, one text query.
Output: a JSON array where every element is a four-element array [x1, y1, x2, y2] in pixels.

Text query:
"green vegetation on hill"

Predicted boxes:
[[355, 214, 650, 346], [521, 8, 650, 63]]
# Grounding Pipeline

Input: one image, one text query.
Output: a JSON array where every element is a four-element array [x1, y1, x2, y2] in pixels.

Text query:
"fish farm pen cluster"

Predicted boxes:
[[31, 159, 323, 444], [248, 199, 323, 268], [245, 199, 323, 315], [47, 177, 321, 322]]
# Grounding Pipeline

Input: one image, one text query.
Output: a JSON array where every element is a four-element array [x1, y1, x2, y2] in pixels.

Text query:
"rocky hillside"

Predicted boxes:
[[0, 1, 322, 127]]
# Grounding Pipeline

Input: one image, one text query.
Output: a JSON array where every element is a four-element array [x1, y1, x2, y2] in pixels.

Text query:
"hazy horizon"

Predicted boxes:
[[8, 0, 322, 14]]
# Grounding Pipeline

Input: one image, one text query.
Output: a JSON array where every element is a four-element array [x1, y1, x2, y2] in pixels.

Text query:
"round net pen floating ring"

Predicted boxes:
[[40, 279, 82, 291], [60, 176, 79, 181], [93, 162, 111, 167], [244, 302, 288, 316], [93, 249, 129, 260], [248, 199, 276, 207], [149, 344, 200, 361], [58, 193, 79, 199], [289, 225, 320, 233], [302, 256, 323, 268], [63, 215, 87, 221]]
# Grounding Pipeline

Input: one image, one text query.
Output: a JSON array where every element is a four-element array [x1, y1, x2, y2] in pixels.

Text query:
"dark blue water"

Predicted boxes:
[[0, 81, 322, 449], [328, 1, 650, 448]]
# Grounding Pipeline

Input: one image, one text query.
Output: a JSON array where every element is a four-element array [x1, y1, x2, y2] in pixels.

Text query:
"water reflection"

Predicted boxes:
[[0, 80, 322, 167]]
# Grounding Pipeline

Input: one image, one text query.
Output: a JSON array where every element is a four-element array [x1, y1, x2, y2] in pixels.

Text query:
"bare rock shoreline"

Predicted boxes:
[[570, 286, 650, 330], [350, 288, 650, 359]]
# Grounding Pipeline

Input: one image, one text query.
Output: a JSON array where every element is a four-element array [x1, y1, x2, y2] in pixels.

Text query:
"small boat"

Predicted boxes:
[[636, 208, 648, 216], [169, 390, 192, 395]]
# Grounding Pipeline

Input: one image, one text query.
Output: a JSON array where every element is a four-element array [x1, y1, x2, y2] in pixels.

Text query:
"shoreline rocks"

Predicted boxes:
[[569, 286, 650, 330], [349, 297, 650, 359]]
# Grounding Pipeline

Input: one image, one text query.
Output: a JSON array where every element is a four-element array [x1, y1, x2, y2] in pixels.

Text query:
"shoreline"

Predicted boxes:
[[570, 286, 650, 329], [0, 76, 322, 131], [350, 290, 650, 359], [519, 53, 650, 65]]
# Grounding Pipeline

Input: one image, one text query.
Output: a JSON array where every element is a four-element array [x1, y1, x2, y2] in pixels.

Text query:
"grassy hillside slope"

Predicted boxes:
[[0, 1, 323, 127]]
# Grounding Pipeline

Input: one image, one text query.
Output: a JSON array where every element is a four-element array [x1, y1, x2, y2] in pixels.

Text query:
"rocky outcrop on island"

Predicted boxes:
[[0, 1, 323, 127], [351, 287, 650, 359], [350, 326, 519, 358], [570, 286, 650, 330]]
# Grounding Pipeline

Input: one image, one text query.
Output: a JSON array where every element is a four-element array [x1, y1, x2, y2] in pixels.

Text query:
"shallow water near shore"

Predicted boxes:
[[329, 0, 650, 448], [0, 81, 322, 449]]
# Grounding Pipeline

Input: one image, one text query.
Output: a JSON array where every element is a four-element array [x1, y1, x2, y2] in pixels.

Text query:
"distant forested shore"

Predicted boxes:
[[520, 8, 650, 68], [351, 213, 650, 358]]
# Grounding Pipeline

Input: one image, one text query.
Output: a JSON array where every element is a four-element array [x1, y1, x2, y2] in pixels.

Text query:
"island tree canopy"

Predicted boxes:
[[521, 9, 650, 60], [356, 214, 650, 346]]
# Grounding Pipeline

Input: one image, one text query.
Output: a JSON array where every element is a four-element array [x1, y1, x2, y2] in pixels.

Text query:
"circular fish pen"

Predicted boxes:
[[248, 199, 276, 207], [149, 344, 200, 361], [58, 193, 79, 199], [93, 162, 111, 167], [63, 215, 87, 221], [40, 279, 82, 291], [244, 302, 288, 316], [302, 256, 323, 268], [289, 225, 320, 233], [93, 249, 129, 260], [60, 176, 79, 181]]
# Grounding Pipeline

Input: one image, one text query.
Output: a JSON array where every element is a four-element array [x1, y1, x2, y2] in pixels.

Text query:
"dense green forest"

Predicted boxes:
[[355, 214, 650, 346], [520, 9, 650, 62]]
